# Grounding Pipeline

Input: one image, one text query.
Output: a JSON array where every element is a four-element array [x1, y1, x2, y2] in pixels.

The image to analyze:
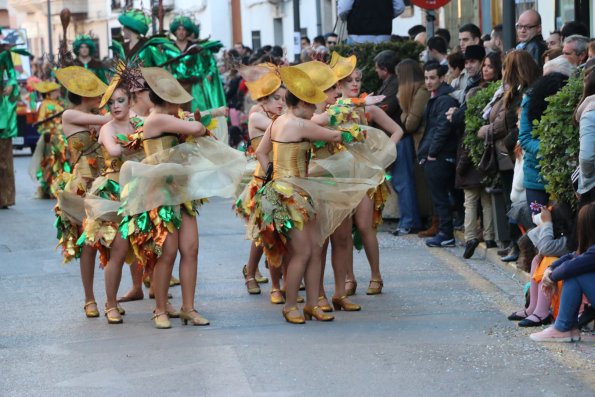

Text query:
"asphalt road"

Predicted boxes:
[[1, 152, 594, 397]]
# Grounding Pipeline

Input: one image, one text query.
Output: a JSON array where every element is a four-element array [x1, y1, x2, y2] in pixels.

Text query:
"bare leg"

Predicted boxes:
[[354, 196, 382, 288], [318, 238, 330, 298], [304, 235, 323, 308], [284, 221, 315, 316], [152, 230, 178, 319], [245, 242, 263, 291], [80, 245, 97, 308], [178, 213, 199, 311], [330, 216, 353, 298], [104, 235, 130, 320], [117, 262, 144, 302]]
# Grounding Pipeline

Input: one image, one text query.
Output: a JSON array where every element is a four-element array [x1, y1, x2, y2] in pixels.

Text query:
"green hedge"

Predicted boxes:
[[533, 72, 583, 208], [334, 41, 424, 93]]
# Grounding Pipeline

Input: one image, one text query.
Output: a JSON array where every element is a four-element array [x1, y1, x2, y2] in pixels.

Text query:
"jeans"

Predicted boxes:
[[391, 135, 421, 229], [424, 159, 455, 236], [554, 272, 595, 331]]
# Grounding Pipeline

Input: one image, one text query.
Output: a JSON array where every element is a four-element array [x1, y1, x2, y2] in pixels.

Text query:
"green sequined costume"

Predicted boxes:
[[0, 48, 18, 207]]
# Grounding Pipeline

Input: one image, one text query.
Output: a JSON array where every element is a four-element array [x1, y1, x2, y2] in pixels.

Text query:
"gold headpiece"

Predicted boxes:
[[278, 66, 326, 105], [54, 66, 108, 98], [294, 61, 338, 92], [329, 52, 357, 81], [33, 81, 61, 94], [241, 64, 282, 101], [140, 67, 193, 104]]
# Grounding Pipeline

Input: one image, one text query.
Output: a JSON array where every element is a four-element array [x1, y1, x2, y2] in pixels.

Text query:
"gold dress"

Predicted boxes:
[[118, 133, 247, 270], [82, 125, 144, 268], [54, 129, 102, 263]]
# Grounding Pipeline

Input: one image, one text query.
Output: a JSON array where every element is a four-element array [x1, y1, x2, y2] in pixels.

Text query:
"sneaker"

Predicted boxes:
[[391, 227, 419, 236], [529, 326, 581, 342], [426, 232, 455, 247], [463, 239, 480, 259]]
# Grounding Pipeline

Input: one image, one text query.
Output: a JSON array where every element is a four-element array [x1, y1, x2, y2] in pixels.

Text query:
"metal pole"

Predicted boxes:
[[151, 0, 158, 36], [426, 10, 435, 39], [47, 0, 53, 62], [502, 0, 516, 51], [293, 0, 301, 63]]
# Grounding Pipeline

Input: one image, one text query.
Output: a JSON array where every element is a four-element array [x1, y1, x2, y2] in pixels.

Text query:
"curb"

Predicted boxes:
[[454, 230, 530, 283]]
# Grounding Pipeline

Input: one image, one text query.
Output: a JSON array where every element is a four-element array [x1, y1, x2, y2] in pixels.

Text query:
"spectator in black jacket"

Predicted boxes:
[[338, 0, 405, 44], [418, 62, 460, 247], [530, 202, 595, 342], [374, 50, 401, 123], [515, 10, 547, 67]]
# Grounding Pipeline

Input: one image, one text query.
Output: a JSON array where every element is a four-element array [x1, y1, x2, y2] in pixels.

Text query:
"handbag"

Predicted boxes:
[[478, 131, 499, 178]]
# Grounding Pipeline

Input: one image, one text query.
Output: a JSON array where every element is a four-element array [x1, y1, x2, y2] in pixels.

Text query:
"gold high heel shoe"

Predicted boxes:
[[245, 277, 261, 295], [151, 311, 171, 329], [180, 308, 210, 326], [332, 295, 361, 311], [270, 288, 285, 304], [169, 276, 181, 287], [143, 276, 151, 288], [283, 306, 305, 324], [345, 279, 357, 296], [366, 279, 383, 295], [83, 300, 100, 318], [318, 296, 333, 312], [104, 307, 123, 324], [303, 306, 335, 321], [117, 304, 126, 316]]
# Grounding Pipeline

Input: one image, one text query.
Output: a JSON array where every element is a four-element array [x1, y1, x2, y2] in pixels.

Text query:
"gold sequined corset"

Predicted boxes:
[[272, 140, 311, 179], [142, 133, 179, 156], [67, 130, 101, 179]]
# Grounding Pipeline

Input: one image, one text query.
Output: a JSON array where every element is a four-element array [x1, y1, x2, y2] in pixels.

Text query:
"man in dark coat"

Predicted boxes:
[[338, 0, 405, 44], [515, 9, 547, 67], [418, 62, 460, 247]]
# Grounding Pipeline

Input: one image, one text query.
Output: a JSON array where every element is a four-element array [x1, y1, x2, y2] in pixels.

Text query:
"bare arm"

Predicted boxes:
[[98, 123, 122, 157], [299, 119, 342, 142], [255, 128, 273, 171], [367, 105, 404, 143], [62, 109, 112, 136], [311, 112, 330, 126], [144, 113, 206, 138], [249, 112, 273, 137]]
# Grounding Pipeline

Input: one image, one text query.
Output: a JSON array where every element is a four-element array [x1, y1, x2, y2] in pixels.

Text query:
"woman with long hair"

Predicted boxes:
[[336, 60, 403, 296], [478, 50, 541, 261], [54, 66, 112, 318]]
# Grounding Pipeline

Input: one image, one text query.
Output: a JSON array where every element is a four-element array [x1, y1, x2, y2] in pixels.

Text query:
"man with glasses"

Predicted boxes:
[[325, 33, 339, 50], [515, 9, 547, 67]]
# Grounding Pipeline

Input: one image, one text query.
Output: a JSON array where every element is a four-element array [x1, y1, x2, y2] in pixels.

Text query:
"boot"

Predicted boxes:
[[418, 216, 438, 238]]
